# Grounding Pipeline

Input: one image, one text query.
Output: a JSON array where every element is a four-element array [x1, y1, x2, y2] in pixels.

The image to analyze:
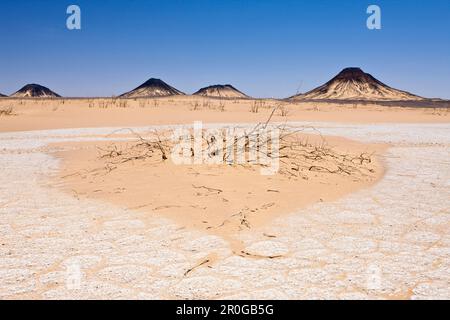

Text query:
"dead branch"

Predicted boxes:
[[192, 184, 223, 194], [184, 259, 210, 276]]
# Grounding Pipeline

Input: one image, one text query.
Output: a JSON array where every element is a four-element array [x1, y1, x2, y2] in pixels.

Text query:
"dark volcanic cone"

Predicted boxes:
[[0, 93, 6, 97], [193, 84, 248, 98], [11, 84, 61, 98], [120, 78, 185, 98], [293, 67, 423, 101]]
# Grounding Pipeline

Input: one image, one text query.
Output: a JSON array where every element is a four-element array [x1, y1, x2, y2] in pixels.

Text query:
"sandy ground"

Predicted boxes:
[[1, 97, 449, 133], [0, 116, 449, 299], [52, 132, 384, 252]]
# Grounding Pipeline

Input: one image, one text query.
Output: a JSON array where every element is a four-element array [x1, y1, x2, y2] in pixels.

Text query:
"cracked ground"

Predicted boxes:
[[0, 122, 449, 299]]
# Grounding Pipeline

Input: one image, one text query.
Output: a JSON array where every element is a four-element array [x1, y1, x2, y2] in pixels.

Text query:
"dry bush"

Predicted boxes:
[[188, 99, 227, 112], [429, 107, 449, 116], [95, 110, 376, 182], [190, 100, 201, 111], [250, 101, 259, 113], [118, 100, 128, 108], [0, 106, 15, 116], [202, 100, 211, 109], [190, 99, 222, 111], [306, 105, 320, 112], [274, 132, 375, 179], [98, 101, 109, 109], [217, 101, 226, 112], [97, 129, 171, 172], [137, 99, 157, 108], [279, 105, 290, 117], [250, 101, 267, 113], [251, 101, 282, 114]]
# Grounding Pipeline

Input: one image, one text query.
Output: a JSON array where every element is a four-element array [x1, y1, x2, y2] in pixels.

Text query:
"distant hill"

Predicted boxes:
[[292, 68, 423, 101], [193, 84, 248, 98], [11, 84, 61, 98], [120, 78, 184, 98]]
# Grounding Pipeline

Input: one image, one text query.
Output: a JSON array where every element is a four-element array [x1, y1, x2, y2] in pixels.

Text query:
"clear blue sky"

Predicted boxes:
[[1, 0, 449, 98]]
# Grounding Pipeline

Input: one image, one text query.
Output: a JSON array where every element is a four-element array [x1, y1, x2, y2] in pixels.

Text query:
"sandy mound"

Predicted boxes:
[[11, 84, 61, 98], [193, 84, 248, 98], [54, 127, 384, 247], [293, 67, 423, 101], [121, 78, 185, 98]]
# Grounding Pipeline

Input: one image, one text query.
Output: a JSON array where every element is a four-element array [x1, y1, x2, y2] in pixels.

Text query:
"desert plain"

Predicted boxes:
[[0, 96, 449, 299]]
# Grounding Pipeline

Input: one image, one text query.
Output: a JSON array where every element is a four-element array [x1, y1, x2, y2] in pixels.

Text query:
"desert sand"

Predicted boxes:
[[0, 97, 449, 300], [52, 131, 384, 252], [0, 96, 449, 133]]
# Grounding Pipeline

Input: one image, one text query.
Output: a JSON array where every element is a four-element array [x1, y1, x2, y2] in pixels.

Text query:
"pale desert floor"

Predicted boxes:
[[0, 120, 449, 299]]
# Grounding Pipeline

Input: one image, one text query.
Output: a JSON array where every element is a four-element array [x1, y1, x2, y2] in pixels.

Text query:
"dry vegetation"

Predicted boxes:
[[93, 110, 376, 181], [55, 108, 384, 240], [278, 105, 290, 117], [0, 106, 15, 117], [426, 107, 450, 116], [61, 116, 377, 235], [250, 100, 292, 117], [189, 99, 227, 112], [86, 98, 162, 109], [99, 129, 374, 179], [250, 101, 263, 113]]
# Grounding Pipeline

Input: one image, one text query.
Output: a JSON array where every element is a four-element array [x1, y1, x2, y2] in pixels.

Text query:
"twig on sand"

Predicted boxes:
[[239, 250, 283, 260], [263, 233, 277, 238], [192, 184, 223, 194], [184, 259, 210, 276], [0, 106, 16, 117]]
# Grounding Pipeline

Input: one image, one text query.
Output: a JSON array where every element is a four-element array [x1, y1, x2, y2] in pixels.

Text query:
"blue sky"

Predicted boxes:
[[1, 0, 449, 98]]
